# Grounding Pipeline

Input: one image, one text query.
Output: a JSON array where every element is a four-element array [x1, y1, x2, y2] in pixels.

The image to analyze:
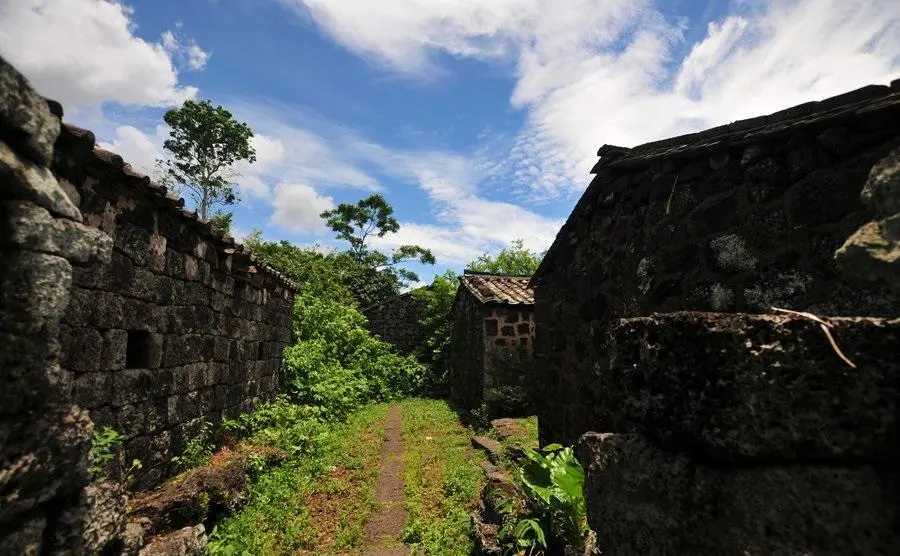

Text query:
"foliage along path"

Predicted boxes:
[[208, 399, 488, 554], [363, 406, 408, 555]]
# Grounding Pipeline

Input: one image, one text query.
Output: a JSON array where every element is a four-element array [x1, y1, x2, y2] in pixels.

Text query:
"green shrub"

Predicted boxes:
[[171, 421, 216, 471], [282, 290, 424, 418], [221, 397, 328, 457], [89, 426, 123, 480], [498, 443, 590, 554]]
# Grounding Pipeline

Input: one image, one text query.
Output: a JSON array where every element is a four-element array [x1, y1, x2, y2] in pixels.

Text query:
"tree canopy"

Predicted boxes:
[[468, 239, 545, 276], [158, 99, 256, 227], [320, 194, 436, 289]]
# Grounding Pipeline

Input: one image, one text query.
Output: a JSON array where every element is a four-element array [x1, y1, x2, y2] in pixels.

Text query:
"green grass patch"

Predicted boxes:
[[207, 404, 388, 555], [401, 398, 487, 555]]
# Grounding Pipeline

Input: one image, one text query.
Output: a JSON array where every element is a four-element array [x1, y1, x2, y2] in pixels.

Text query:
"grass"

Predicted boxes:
[[207, 404, 389, 555], [401, 398, 488, 555]]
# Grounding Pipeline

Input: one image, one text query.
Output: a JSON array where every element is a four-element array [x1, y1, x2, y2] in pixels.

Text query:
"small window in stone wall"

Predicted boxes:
[[126, 330, 153, 368]]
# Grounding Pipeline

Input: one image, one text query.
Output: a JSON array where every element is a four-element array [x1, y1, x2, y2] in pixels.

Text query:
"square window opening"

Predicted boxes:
[[126, 330, 153, 368]]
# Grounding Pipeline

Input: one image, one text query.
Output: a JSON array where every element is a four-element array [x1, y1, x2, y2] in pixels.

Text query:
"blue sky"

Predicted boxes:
[[1, 0, 897, 285]]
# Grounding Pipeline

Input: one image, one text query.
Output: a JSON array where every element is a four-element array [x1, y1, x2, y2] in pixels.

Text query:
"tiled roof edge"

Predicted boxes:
[[592, 80, 900, 170], [457, 274, 534, 307]]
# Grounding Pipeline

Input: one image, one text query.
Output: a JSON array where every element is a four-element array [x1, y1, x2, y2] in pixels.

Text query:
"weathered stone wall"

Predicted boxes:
[[533, 82, 900, 554], [482, 306, 535, 415], [447, 287, 485, 410], [45, 123, 296, 488], [363, 290, 427, 355], [577, 312, 900, 555], [1, 56, 123, 554], [534, 83, 900, 446], [448, 287, 537, 414]]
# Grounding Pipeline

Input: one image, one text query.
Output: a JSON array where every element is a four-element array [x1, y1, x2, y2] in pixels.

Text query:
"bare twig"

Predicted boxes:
[[665, 174, 680, 216], [771, 306, 857, 368]]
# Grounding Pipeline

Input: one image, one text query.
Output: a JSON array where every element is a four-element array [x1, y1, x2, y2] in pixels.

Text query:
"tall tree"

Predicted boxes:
[[469, 238, 545, 276], [157, 99, 256, 221], [320, 194, 436, 287]]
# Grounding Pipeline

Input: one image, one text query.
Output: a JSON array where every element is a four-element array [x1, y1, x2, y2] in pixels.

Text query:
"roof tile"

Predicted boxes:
[[460, 271, 534, 306]]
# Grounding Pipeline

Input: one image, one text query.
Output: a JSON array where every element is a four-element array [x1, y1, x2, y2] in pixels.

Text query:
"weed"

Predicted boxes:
[[171, 421, 215, 472], [89, 426, 123, 481], [401, 398, 487, 555]]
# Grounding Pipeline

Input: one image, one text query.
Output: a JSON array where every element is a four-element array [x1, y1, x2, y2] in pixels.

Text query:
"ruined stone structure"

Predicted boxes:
[[448, 271, 535, 415], [531, 81, 900, 554], [52, 119, 297, 488], [362, 289, 427, 355], [1, 56, 296, 552]]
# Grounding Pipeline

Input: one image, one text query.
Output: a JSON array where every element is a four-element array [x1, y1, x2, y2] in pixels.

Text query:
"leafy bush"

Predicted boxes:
[[497, 444, 590, 554], [171, 421, 216, 472], [89, 426, 123, 480], [282, 290, 425, 418], [410, 270, 457, 395], [220, 396, 328, 457]]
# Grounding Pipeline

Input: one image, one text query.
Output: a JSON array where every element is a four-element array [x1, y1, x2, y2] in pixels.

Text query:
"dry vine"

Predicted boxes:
[[770, 306, 857, 368]]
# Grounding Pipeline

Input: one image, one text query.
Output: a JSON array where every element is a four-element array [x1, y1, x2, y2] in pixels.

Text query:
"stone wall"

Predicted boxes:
[[448, 287, 537, 414], [447, 286, 485, 410], [532, 82, 900, 554], [1, 55, 122, 554], [363, 290, 427, 355], [482, 306, 535, 415], [533, 83, 900, 447], [46, 123, 296, 488]]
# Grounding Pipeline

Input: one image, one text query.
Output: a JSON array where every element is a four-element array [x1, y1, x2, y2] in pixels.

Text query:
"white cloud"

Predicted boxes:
[[162, 29, 211, 71], [96, 124, 168, 174], [283, 0, 900, 199], [270, 183, 335, 233], [0, 0, 203, 108]]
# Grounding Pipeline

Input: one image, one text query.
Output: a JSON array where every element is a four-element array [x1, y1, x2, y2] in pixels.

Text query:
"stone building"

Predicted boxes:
[[1, 55, 297, 553], [448, 271, 536, 415], [530, 80, 900, 554], [362, 288, 427, 355]]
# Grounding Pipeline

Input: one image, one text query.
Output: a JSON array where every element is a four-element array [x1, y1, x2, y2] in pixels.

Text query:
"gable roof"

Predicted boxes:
[[459, 270, 534, 306], [530, 79, 900, 288]]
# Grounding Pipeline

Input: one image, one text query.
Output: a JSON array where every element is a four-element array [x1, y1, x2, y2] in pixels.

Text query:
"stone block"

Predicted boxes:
[[170, 364, 205, 395], [58, 325, 103, 373], [167, 391, 201, 425], [604, 312, 900, 463], [0, 55, 61, 165], [111, 369, 156, 407], [0, 144, 82, 226], [64, 289, 125, 329], [0, 201, 112, 264], [163, 334, 204, 367], [115, 222, 152, 266], [213, 336, 231, 361], [101, 329, 127, 371], [0, 405, 93, 524], [577, 432, 900, 556], [0, 331, 64, 414], [72, 372, 111, 410], [0, 514, 45, 555], [1, 252, 74, 329]]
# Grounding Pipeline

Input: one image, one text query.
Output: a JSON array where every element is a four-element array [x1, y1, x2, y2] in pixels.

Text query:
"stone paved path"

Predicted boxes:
[[362, 406, 408, 555]]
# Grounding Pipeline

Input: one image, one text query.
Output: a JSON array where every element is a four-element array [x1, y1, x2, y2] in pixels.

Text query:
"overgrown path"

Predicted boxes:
[[363, 406, 409, 555]]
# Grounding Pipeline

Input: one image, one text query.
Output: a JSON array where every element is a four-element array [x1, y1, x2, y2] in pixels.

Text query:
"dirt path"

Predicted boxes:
[[362, 405, 408, 555]]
